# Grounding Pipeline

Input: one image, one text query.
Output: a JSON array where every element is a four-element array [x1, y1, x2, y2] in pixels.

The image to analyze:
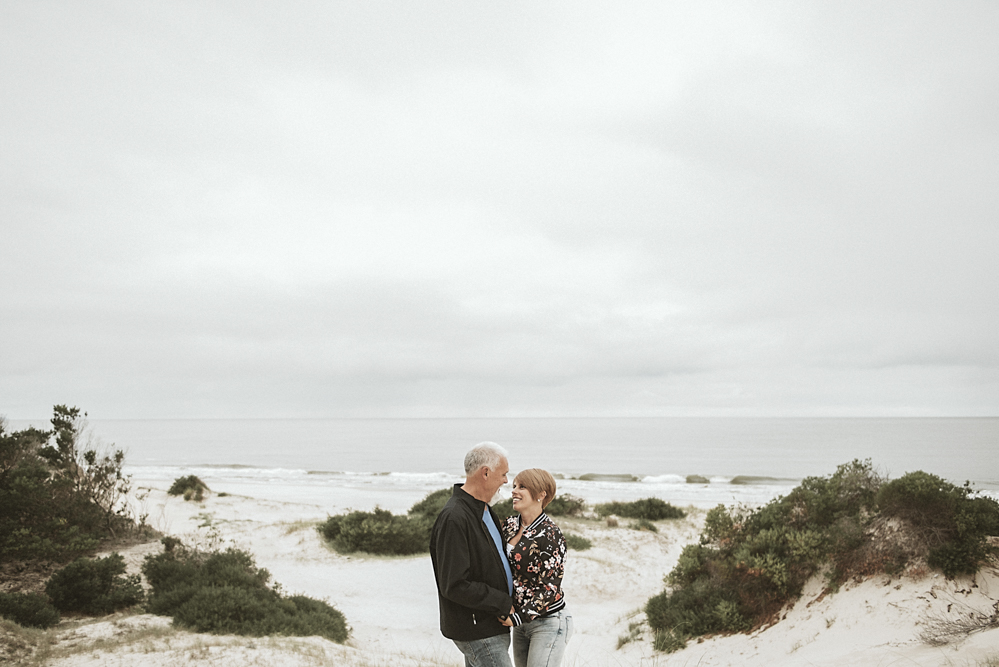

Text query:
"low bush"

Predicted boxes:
[[645, 459, 999, 654], [44, 553, 143, 615], [877, 472, 999, 577], [167, 475, 209, 502], [564, 533, 592, 551], [546, 494, 586, 517], [630, 519, 659, 533], [0, 592, 61, 629], [142, 543, 348, 643], [492, 498, 515, 520], [318, 508, 431, 556], [408, 488, 452, 518], [596, 498, 686, 521], [410, 488, 586, 522]]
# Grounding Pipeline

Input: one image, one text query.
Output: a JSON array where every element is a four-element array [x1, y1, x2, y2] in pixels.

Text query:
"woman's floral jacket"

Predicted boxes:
[[501, 512, 567, 626]]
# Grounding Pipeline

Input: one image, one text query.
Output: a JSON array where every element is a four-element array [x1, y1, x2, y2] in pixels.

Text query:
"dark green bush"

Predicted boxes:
[[491, 498, 515, 520], [489, 493, 587, 522], [44, 553, 144, 615], [546, 494, 586, 517], [645, 460, 999, 654], [647, 460, 881, 652], [564, 533, 592, 550], [408, 488, 453, 518], [492, 498, 517, 521], [0, 592, 61, 629], [142, 544, 348, 642], [318, 508, 431, 555], [167, 475, 209, 502], [1, 407, 135, 564], [877, 472, 999, 577], [596, 498, 686, 521]]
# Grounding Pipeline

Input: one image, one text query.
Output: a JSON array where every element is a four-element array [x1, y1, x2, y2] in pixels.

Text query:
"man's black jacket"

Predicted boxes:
[[430, 484, 513, 641]]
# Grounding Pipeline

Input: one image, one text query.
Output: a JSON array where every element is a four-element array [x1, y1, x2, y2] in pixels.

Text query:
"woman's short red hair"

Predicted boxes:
[[515, 468, 557, 510]]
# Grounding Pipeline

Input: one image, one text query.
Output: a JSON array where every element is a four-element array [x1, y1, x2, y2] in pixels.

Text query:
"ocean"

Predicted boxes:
[[6, 417, 998, 511]]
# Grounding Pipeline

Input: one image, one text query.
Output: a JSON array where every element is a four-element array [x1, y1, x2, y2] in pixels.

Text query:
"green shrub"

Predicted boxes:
[[595, 498, 686, 521], [564, 533, 592, 550], [491, 498, 515, 520], [546, 494, 586, 517], [645, 460, 999, 653], [0, 407, 136, 564], [630, 519, 659, 533], [45, 553, 144, 615], [408, 488, 453, 518], [490, 494, 585, 521], [646, 461, 882, 651], [878, 472, 999, 577], [168, 475, 209, 502], [0, 592, 61, 629], [318, 508, 431, 555], [142, 544, 348, 642]]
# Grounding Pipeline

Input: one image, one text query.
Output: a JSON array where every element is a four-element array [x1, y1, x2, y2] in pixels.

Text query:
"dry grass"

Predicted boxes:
[[1, 617, 51, 665], [920, 599, 999, 647]]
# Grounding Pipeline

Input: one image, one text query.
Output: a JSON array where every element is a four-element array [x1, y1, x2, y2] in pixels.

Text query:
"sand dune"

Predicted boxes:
[[21, 484, 999, 666]]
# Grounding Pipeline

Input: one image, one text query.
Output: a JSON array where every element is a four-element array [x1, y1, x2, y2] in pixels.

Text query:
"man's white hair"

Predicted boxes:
[[464, 442, 509, 475]]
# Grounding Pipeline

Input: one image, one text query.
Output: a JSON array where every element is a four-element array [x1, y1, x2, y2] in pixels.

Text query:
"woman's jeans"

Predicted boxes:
[[512, 611, 573, 667]]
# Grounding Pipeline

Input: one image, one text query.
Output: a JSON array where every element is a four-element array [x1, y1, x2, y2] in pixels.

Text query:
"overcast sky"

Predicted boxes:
[[2, 1, 997, 419]]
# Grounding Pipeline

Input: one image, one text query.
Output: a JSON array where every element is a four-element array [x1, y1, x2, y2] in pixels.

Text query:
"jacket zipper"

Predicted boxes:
[[472, 613, 477, 625]]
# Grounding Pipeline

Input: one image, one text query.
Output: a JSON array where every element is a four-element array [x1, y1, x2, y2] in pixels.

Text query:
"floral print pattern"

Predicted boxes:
[[501, 512, 567, 625]]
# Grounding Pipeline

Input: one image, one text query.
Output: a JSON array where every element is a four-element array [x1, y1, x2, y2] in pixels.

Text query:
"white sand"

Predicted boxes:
[[31, 483, 999, 666]]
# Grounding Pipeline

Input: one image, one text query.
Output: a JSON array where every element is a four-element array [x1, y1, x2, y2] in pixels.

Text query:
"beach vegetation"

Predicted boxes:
[[318, 508, 431, 556], [876, 472, 999, 578], [0, 407, 141, 565], [645, 460, 999, 653], [563, 533, 592, 550], [408, 488, 453, 518], [0, 592, 61, 629], [44, 553, 144, 615], [629, 519, 659, 533], [167, 475, 210, 502], [142, 540, 348, 643], [596, 498, 686, 521], [0, 616, 51, 665], [616, 620, 645, 649], [492, 498, 515, 520], [546, 493, 587, 517]]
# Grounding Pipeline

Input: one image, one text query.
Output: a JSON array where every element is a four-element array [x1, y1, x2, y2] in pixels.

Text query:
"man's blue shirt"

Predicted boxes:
[[483, 505, 513, 596]]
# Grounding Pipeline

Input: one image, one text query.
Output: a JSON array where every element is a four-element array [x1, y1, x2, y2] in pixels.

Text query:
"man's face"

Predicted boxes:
[[485, 457, 510, 501]]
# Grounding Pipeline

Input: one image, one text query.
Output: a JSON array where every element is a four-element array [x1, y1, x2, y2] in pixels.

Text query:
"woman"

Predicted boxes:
[[498, 468, 573, 667]]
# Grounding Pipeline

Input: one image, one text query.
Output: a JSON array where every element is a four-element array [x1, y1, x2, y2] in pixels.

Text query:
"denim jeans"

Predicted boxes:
[[512, 611, 573, 667], [453, 633, 513, 667]]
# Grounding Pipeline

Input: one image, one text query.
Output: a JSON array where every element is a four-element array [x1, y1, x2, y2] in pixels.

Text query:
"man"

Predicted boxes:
[[430, 442, 515, 667]]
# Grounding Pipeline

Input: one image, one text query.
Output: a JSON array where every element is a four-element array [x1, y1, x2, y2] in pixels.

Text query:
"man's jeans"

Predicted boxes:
[[511, 611, 573, 667], [453, 633, 512, 667]]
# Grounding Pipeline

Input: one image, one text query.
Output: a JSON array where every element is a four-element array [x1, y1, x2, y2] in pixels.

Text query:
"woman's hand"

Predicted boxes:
[[498, 606, 516, 627]]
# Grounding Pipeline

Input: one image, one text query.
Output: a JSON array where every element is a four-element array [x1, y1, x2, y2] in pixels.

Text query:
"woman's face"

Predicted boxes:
[[511, 479, 543, 513]]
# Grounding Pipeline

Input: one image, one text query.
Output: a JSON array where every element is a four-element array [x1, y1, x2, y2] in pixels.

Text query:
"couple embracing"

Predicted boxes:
[[430, 442, 573, 667]]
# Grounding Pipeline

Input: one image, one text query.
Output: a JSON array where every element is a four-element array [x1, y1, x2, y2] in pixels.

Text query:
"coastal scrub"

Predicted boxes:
[[142, 540, 348, 643], [645, 460, 999, 653]]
